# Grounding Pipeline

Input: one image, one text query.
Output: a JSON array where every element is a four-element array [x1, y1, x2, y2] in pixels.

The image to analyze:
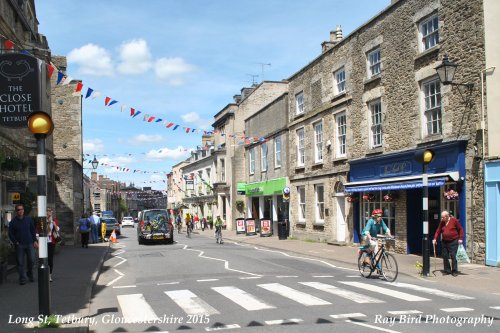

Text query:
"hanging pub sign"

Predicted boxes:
[[0, 53, 47, 128]]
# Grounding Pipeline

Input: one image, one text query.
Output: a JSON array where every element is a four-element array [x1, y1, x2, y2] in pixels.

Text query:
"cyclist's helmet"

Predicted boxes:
[[372, 208, 383, 216]]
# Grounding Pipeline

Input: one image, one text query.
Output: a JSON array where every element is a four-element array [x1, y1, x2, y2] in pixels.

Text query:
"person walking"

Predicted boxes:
[[78, 213, 91, 248], [193, 214, 200, 230], [89, 212, 100, 243], [45, 208, 59, 282], [8, 204, 38, 285], [433, 210, 464, 276]]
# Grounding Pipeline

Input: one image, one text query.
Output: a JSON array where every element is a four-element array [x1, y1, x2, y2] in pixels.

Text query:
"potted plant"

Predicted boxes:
[[383, 192, 397, 202], [235, 200, 245, 212], [443, 189, 459, 200], [362, 193, 375, 201], [347, 194, 358, 203]]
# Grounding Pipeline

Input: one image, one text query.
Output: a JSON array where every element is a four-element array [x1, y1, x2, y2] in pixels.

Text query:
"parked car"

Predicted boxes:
[[137, 209, 173, 244], [102, 217, 121, 237], [121, 216, 134, 228]]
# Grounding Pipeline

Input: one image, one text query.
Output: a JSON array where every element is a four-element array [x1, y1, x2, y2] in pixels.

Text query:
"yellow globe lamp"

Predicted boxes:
[[27, 111, 54, 136], [422, 149, 434, 164]]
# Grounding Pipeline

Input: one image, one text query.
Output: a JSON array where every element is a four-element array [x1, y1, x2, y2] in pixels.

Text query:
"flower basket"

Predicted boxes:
[[443, 189, 459, 200], [383, 193, 397, 202], [347, 195, 358, 203], [362, 193, 375, 201]]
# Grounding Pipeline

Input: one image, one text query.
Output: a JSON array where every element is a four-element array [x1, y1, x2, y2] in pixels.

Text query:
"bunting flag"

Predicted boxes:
[[132, 110, 141, 118], [47, 64, 55, 78], [56, 72, 65, 85], [91, 91, 101, 100], [73, 82, 83, 96], [85, 88, 94, 99], [62, 76, 73, 85], [4, 39, 14, 49]]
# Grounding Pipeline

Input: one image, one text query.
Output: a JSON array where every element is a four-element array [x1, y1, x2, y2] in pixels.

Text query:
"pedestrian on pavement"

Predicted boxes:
[[433, 210, 464, 277], [45, 208, 60, 282], [194, 214, 200, 229], [8, 204, 38, 285], [78, 213, 91, 248], [89, 212, 100, 243], [201, 216, 207, 231]]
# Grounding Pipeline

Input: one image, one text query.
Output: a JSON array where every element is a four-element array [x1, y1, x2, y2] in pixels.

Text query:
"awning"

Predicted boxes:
[[345, 177, 449, 193]]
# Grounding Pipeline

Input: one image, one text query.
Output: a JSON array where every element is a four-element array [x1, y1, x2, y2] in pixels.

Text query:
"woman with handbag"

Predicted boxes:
[[37, 208, 60, 282]]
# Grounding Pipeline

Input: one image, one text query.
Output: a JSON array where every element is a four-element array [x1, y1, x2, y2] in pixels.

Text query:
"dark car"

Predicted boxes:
[[137, 209, 173, 244], [101, 217, 121, 237]]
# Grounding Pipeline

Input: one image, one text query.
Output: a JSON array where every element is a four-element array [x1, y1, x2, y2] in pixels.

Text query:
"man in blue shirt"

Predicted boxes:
[[89, 213, 100, 243], [8, 204, 38, 285], [362, 208, 391, 257]]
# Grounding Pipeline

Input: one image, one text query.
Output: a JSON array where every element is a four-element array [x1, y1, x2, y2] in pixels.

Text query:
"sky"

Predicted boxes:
[[36, 0, 389, 190]]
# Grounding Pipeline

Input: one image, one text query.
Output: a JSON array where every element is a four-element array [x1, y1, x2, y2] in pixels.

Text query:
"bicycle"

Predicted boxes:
[[215, 226, 223, 244], [186, 223, 192, 238], [358, 235, 398, 282]]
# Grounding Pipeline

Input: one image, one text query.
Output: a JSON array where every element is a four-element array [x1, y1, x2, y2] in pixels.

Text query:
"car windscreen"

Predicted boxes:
[[143, 210, 169, 223], [102, 218, 117, 224]]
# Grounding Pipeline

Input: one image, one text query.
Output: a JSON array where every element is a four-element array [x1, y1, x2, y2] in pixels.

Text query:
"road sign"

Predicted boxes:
[[11, 192, 20, 203]]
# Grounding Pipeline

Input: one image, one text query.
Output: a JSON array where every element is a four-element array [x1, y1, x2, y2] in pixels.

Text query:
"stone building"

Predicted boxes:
[[167, 160, 188, 216], [287, 0, 488, 262], [244, 93, 289, 235]]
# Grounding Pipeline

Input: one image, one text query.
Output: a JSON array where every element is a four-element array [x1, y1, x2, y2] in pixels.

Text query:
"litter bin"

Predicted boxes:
[[277, 220, 289, 240]]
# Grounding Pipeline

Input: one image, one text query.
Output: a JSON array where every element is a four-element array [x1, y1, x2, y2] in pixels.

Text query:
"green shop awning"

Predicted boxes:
[[245, 178, 287, 197], [237, 182, 246, 195]]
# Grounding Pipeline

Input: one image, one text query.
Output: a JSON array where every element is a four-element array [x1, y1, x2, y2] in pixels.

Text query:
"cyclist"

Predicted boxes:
[[214, 216, 224, 243], [176, 215, 182, 233], [362, 208, 391, 265], [185, 213, 192, 236]]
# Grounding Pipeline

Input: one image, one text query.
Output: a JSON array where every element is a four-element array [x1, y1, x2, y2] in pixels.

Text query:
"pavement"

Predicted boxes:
[[1, 227, 500, 332]]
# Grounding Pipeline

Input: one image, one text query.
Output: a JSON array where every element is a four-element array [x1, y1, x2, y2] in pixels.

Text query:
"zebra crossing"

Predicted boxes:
[[114, 279, 480, 324]]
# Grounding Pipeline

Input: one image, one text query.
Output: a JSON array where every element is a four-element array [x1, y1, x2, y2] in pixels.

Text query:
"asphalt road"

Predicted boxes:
[[88, 226, 500, 333]]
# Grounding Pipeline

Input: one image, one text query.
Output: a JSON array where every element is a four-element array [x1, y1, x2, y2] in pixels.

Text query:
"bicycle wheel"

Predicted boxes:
[[381, 252, 398, 282], [358, 252, 372, 278]]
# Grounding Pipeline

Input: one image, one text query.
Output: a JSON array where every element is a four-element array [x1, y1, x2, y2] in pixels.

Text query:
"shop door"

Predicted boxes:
[[428, 192, 442, 257], [335, 197, 346, 242], [407, 187, 440, 255]]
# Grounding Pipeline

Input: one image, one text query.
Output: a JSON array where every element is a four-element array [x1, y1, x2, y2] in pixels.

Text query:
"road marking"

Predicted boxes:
[[300, 281, 384, 303], [112, 250, 125, 256], [239, 276, 262, 280], [276, 275, 298, 278], [330, 313, 366, 319], [165, 290, 219, 315], [490, 306, 500, 309], [114, 269, 124, 276], [113, 285, 136, 289], [387, 310, 422, 315], [440, 307, 474, 312], [117, 294, 159, 322], [346, 320, 402, 333], [106, 275, 123, 286], [312, 275, 334, 278], [205, 324, 240, 331], [265, 318, 303, 325], [113, 256, 127, 267], [179, 243, 262, 277], [383, 281, 474, 300], [158, 282, 180, 285], [197, 279, 219, 282], [258, 283, 331, 306], [345, 275, 361, 278], [212, 286, 275, 311], [339, 281, 430, 302]]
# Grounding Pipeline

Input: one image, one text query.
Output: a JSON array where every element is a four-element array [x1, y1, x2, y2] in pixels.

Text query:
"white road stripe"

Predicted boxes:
[[106, 275, 123, 286], [490, 306, 500, 309], [387, 310, 422, 315], [339, 281, 430, 302], [258, 283, 331, 306], [383, 281, 474, 300], [276, 275, 298, 278], [113, 269, 124, 276], [265, 318, 303, 325], [346, 320, 402, 333], [205, 324, 240, 331], [197, 279, 219, 282], [313, 275, 334, 278], [239, 276, 262, 280], [440, 307, 474, 312], [113, 285, 136, 289], [300, 282, 384, 303], [345, 275, 361, 278], [117, 294, 159, 322], [112, 250, 125, 256], [165, 290, 219, 315], [158, 282, 179, 285], [212, 286, 275, 311], [113, 256, 127, 267], [330, 313, 366, 319]]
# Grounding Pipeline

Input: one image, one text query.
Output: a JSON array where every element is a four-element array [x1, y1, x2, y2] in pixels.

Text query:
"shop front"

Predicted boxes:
[[245, 178, 287, 235], [345, 141, 466, 255]]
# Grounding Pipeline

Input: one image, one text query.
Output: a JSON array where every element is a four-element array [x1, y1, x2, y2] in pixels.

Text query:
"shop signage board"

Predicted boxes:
[[236, 218, 246, 234], [260, 219, 272, 237], [245, 219, 256, 236]]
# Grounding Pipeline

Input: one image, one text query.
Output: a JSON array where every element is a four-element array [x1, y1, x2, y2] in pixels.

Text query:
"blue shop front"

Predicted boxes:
[[345, 141, 467, 255]]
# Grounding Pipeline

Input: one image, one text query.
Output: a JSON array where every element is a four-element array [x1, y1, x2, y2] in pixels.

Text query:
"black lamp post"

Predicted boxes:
[[415, 149, 435, 277], [91, 155, 99, 170], [27, 111, 54, 316]]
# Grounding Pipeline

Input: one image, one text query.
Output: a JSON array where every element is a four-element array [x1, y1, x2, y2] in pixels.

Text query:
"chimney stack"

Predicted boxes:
[[335, 25, 343, 41], [91, 171, 97, 181], [322, 24, 343, 53]]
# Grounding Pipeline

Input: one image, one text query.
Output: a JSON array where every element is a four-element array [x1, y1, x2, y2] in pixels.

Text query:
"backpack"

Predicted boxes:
[[79, 218, 90, 232]]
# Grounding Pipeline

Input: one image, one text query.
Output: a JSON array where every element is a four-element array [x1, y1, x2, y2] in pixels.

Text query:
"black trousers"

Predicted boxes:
[[48, 242, 55, 274], [81, 232, 90, 247], [442, 239, 459, 273]]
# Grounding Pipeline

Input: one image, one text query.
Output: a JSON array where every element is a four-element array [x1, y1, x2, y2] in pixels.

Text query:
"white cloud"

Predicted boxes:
[[83, 139, 105, 153], [129, 134, 164, 145], [154, 57, 195, 85], [181, 112, 212, 130], [67, 44, 113, 76], [150, 174, 164, 182], [146, 146, 190, 160], [117, 39, 152, 75]]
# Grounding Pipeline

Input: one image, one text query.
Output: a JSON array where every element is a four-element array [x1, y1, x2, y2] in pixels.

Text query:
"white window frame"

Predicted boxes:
[[314, 121, 323, 163], [296, 128, 305, 166], [421, 77, 442, 136], [298, 186, 306, 222], [295, 91, 304, 115], [274, 136, 281, 168], [335, 112, 347, 158], [249, 147, 255, 174], [369, 99, 383, 148], [315, 184, 325, 223], [261, 143, 268, 172], [419, 14, 439, 52], [367, 47, 381, 78], [334, 67, 346, 95], [220, 158, 225, 182]]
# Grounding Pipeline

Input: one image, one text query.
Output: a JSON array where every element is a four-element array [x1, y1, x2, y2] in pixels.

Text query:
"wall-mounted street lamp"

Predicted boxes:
[[27, 111, 54, 316], [435, 54, 474, 104], [91, 155, 99, 170]]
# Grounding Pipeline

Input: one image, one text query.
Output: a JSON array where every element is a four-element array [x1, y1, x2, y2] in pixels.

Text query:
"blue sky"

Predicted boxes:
[[36, 0, 388, 190]]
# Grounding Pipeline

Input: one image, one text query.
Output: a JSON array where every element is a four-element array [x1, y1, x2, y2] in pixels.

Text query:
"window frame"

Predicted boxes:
[[274, 135, 282, 168], [313, 120, 323, 163], [315, 184, 325, 223], [367, 47, 381, 78], [298, 186, 306, 222], [369, 99, 383, 148], [296, 127, 305, 166], [335, 112, 347, 158], [249, 147, 255, 174], [295, 91, 304, 115], [334, 67, 346, 95], [421, 77, 442, 137], [419, 14, 439, 52], [261, 142, 268, 172]]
